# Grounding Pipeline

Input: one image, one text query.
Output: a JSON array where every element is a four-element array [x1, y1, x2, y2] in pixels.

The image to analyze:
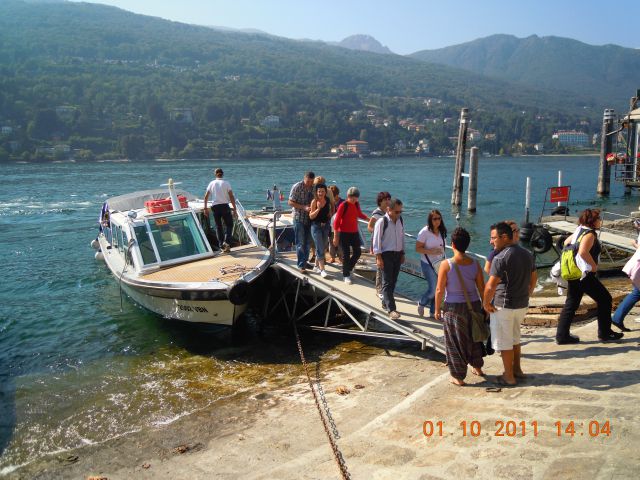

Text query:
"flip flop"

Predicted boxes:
[[472, 370, 487, 377], [485, 386, 502, 393], [514, 373, 532, 380], [494, 375, 517, 387]]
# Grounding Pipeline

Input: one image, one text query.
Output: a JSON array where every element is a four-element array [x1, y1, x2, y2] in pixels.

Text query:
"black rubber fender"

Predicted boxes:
[[530, 228, 553, 254], [551, 205, 569, 216], [227, 279, 250, 305], [519, 222, 534, 243]]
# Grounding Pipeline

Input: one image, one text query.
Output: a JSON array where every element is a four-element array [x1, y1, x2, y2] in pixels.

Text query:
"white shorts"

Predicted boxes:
[[490, 307, 527, 351]]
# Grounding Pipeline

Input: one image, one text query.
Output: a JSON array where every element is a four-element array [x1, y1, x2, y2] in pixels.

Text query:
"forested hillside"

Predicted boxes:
[[410, 34, 640, 109], [0, 0, 606, 161]]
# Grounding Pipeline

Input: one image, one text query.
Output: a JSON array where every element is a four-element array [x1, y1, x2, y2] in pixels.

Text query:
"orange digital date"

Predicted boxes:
[[422, 420, 612, 438]]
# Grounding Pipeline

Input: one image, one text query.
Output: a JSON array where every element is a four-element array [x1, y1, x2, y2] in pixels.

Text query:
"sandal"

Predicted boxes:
[[493, 375, 517, 387]]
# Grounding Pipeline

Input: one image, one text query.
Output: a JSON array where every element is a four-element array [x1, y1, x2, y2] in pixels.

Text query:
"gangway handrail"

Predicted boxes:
[[357, 218, 487, 262]]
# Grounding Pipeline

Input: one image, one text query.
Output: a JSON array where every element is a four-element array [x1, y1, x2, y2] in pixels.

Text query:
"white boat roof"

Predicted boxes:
[[106, 189, 197, 212], [246, 210, 295, 228], [628, 108, 640, 121]]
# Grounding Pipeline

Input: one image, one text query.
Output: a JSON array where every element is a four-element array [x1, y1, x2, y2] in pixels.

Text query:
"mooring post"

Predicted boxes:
[[597, 109, 615, 196], [451, 108, 469, 205], [467, 147, 479, 212], [557, 170, 563, 207], [525, 177, 531, 224]]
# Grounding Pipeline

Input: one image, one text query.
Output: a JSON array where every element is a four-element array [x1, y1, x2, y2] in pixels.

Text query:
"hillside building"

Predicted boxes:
[[170, 108, 193, 124], [552, 130, 590, 147], [261, 115, 280, 128], [346, 140, 369, 154]]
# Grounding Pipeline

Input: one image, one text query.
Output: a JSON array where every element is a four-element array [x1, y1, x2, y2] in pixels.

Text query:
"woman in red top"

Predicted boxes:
[[333, 187, 369, 284]]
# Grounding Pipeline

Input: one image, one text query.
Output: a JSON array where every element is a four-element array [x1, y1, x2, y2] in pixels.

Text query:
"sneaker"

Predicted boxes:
[[344, 276, 352, 285], [312, 266, 321, 274], [417, 304, 425, 317], [320, 270, 328, 278], [389, 311, 401, 320], [222, 242, 231, 253], [556, 334, 580, 345], [598, 331, 624, 342], [377, 293, 384, 299], [612, 321, 631, 332]]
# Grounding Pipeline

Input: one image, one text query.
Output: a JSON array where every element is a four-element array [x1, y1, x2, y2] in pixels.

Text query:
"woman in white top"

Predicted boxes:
[[415, 209, 447, 317]]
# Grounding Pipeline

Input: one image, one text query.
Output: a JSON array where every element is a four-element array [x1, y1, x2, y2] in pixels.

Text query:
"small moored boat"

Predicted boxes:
[[92, 179, 272, 326], [245, 186, 377, 279]]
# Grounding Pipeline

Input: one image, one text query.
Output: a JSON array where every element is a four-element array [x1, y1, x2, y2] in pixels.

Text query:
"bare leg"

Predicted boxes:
[[500, 349, 517, 384], [513, 344, 526, 378], [450, 376, 465, 386]]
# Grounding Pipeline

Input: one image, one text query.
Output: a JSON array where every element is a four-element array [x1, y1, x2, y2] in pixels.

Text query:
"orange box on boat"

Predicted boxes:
[[145, 196, 188, 213]]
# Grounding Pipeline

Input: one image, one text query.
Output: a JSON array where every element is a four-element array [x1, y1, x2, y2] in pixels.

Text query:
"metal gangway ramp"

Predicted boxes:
[[268, 253, 446, 354], [542, 219, 637, 253]]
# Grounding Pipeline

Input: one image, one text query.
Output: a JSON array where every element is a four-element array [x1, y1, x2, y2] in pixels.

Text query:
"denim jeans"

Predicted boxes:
[[310, 223, 330, 263], [419, 261, 437, 315], [211, 204, 234, 246], [294, 220, 311, 268], [381, 251, 402, 312], [612, 285, 640, 325]]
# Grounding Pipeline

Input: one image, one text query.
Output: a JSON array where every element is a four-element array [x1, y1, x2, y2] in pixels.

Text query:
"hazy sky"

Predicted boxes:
[[74, 0, 638, 54]]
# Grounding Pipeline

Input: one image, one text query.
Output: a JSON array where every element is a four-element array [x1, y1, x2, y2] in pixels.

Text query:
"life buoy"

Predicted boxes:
[[530, 228, 553, 254], [227, 279, 249, 305]]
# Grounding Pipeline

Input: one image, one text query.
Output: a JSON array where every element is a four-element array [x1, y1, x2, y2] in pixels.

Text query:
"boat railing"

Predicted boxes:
[[233, 199, 263, 248]]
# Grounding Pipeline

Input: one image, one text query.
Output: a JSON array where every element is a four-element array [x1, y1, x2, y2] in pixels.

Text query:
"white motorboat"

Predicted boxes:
[[93, 180, 272, 326]]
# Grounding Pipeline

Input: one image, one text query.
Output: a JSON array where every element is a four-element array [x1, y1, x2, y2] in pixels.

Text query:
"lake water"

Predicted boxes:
[[0, 155, 638, 472]]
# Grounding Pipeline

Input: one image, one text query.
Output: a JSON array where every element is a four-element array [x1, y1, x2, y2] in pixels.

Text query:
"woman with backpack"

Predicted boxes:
[[416, 210, 447, 318], [332, 187, 370, 284], [556, 209, 624, 344]]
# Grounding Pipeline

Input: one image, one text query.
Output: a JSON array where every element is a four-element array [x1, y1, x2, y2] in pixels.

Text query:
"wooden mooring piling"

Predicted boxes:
[[450, 108, 478, 212]]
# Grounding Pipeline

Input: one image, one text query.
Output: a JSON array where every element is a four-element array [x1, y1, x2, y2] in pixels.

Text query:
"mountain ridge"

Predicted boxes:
[[410, 34, 640, 108]]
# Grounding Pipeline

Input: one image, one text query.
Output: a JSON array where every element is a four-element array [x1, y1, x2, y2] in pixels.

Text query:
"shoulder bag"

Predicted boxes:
[[453, 261, 489, 343]]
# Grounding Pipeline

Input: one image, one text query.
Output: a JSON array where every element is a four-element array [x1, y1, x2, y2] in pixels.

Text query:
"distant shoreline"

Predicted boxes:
[[4, 152, 602, 164]]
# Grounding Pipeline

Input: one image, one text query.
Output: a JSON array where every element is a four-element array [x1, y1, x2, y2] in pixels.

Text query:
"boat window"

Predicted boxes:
[[117, 227, 125, 253], [148, 213, 208, 262], [112, 225, 119, 249], [133, 225, 158, 265]]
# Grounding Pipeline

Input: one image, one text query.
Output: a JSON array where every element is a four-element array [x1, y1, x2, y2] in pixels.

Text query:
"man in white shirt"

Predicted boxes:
[[372, 198, 405, 320], [204, 168, 236, 252]]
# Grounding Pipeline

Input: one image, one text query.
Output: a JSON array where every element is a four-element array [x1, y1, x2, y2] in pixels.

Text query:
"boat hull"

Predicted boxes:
[[120, 281, 244, 325]]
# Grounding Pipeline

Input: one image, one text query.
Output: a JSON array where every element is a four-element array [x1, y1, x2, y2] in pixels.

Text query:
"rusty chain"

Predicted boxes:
[[293, 320, 351, 480], [315, 362, 340, 440]]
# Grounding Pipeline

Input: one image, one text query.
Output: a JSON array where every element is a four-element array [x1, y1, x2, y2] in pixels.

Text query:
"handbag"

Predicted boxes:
[[424, 231, 446, 273], [622, 248, 640, 289], [453, 261, 489, 343]]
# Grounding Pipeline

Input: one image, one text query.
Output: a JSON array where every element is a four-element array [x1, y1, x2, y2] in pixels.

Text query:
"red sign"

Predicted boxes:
[[549, 186, 570, 203]]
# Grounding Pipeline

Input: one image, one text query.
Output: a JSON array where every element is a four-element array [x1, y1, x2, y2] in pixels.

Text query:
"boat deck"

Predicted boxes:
[[273, 253, 445, 353], [140, 245, 267, 283], [542, 220, 637, 253]]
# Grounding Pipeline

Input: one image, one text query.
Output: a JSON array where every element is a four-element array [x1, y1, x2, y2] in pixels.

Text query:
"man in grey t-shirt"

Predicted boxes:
[[483, 222, 537, 386]]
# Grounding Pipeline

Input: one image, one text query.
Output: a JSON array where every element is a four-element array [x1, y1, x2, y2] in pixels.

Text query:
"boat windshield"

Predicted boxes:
[[133, 212, 209, 266]]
